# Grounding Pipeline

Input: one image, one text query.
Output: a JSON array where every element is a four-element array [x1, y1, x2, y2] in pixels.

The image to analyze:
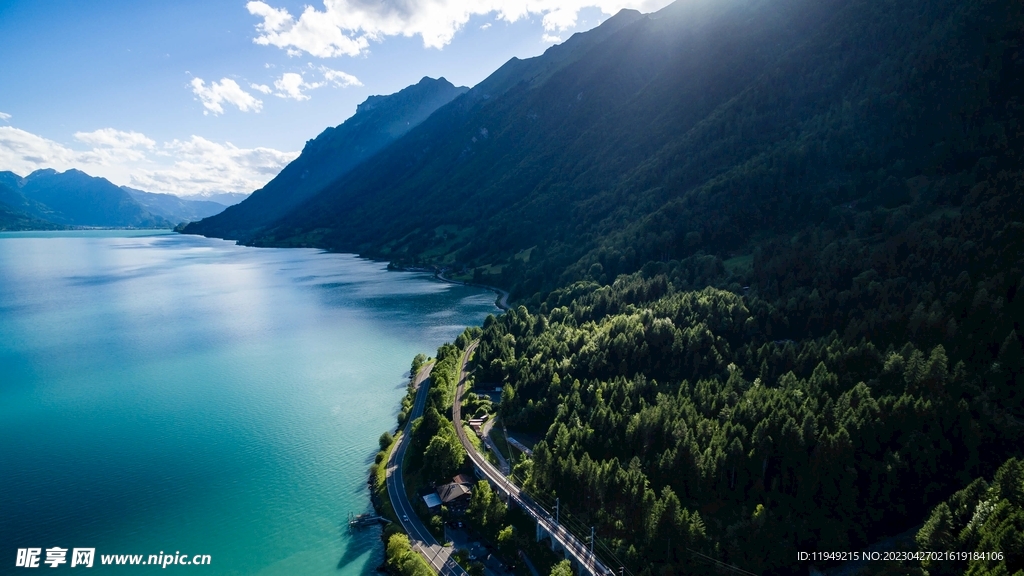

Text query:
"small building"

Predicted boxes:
[[436, 482, 472, 508], [422, 493, 442, 510], [452, 473, 475, 487], [468, 418, 487, 434]]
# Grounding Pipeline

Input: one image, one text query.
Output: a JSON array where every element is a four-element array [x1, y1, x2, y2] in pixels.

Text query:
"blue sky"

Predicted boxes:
[[0, 0, 671, 196]]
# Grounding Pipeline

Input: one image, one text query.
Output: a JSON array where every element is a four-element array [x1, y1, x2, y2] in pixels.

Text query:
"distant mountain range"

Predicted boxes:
[[0, 169, 241, 230], [183, 76, 468, 240], [122, 187, 235, 225]]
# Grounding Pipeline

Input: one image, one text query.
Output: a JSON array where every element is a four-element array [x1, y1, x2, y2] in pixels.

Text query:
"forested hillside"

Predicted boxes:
[[0, 182, 62, 230], [243, 0, 1021, 308], [202, 0, 1024, 572]]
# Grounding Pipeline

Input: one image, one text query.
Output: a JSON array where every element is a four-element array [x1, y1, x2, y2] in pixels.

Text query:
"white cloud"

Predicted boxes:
[[190, 77, 263, 115], [273, 72, 322, 100], [251, 83, 273, 94], [0, 112, 11, 122], [0, 125, 297, 197], [321, 66, 362, 87], [480, 22, 492, 30], [245, 0, 674, 57], [69, 128, 157, 163], [74, 128, 155, 150], [131, 136, 298, 196], [267, 67, 360, 101], [247, 1, 369, 57], [0, 126, 81, 174]]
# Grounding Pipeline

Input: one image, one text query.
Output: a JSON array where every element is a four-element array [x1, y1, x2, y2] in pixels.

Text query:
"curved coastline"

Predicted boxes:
[[434, 271, 509, 311], [384, 262, 510, 311]]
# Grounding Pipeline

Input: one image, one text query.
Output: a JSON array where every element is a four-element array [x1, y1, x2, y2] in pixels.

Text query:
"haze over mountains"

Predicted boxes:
[[123, 187, 236, 225], [0, 169, 241, 230]]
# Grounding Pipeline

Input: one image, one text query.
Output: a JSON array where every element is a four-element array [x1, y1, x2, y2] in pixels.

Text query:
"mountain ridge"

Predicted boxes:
[[0, 169, 171, 228], [182, 76, 469, 240], [123, 186, 230, 225]]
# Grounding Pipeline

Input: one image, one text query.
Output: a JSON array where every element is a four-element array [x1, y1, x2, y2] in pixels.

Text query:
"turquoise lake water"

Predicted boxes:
[[0, 231, 497, 574]]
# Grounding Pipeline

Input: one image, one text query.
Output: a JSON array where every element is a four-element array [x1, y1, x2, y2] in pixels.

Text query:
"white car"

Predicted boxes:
[[402, 514, 409, 522]]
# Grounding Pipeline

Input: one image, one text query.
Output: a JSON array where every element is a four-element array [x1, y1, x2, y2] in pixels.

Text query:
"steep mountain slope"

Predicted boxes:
[[248, 0, 1022, 304], [0, 182, 64, 230], [0, 173, 59, 221], [123, 187, 228, 225], [0, 203, 63, 231], [244, 0, 842, 266], [234, 0, 1023, 573], [9, 169, 170, 227], [183, 77, 468, 240]]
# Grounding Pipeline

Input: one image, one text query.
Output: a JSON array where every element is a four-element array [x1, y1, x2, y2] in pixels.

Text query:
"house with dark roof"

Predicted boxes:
[[436, 481, 472, 507]]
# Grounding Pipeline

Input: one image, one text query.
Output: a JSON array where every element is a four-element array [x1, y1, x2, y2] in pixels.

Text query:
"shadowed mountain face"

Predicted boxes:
[[2, 169, 171, 228], [229, 0, 1020, 302], [182, 77, 469, 240], [0, 182, 65, 231], [123, 187, 229, 225], [172, 0, 1021, 572]]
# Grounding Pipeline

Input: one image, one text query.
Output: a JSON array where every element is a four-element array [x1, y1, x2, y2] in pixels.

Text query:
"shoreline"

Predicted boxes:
[[178, 230, 512, 311], [385, 261, 510, 311], [433, 271, 510, 311]]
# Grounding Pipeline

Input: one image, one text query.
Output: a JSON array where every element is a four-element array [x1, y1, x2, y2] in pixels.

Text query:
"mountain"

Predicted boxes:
[[0, 202, 64, 231], [183, 76, 468, 240], [201, 0, 1023, 573], [232, 0, 855, 275], [195, 192, 248, 207], [4, 169, 171, 228], [236, 0, 1020, 305], [178, 0, 1023, 572], [123, 187, 228, 225], [0, 183, 64, 231], [0, 173, 56, 219]]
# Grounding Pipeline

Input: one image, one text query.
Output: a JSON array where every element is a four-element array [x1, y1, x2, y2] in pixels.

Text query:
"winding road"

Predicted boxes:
[[452, 342, 613, 576], [385, 362, 468, 575]]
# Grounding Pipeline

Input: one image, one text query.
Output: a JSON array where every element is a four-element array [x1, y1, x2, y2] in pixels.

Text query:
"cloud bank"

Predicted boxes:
[[190, 77, 264, 115], [0, 125, 297, 197], [245, 0, 674, 57]]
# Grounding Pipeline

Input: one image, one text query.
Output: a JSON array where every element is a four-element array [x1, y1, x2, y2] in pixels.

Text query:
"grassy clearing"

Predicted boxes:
[[514, 246, 536, 262], [463, 425, 484, 452], [723, 253, 753, 275], [487, 427, 515, 463]]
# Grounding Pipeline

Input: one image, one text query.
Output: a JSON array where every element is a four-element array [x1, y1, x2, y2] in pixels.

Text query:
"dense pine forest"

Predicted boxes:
[[181, 0, 1024, 573]]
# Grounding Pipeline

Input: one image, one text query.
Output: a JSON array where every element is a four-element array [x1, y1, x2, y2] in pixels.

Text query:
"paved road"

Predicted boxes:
[[480, 416, 511, 475], [386, 362, 468, 576], [453, 342, 613, 576]]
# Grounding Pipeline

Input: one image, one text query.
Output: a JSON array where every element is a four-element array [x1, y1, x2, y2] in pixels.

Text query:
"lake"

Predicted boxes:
[[0, 231, 498, 574]]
